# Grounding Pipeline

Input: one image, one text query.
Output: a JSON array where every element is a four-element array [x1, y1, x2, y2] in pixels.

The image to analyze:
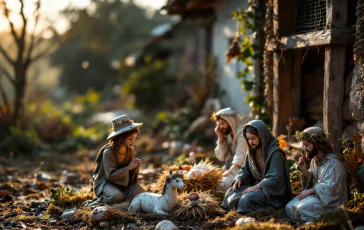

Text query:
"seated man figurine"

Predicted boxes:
[[211, 108, 247, 189], [286, 127, 347, 222], [221, 120, 292, 214]]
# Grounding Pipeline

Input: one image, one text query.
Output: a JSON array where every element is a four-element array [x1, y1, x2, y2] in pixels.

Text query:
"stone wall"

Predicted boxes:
[[350, 62, 364, 151]]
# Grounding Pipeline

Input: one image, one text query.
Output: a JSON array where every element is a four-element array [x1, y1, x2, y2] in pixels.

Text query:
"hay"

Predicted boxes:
[[169, 190, 223, 220], [45, 204, 63, 217], [244, 208, 287, 222], [227, 221, 293, 230], [202, 210, 240, 229], [50, 186, 95, 208], [155, 159, 223, 193], [74, 207, 93, 226]]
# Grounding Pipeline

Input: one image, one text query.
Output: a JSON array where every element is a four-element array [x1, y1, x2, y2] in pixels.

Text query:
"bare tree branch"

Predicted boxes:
[[0, 44, 15, 65], [19, 0, 27, 41], [25, 0, 41, 66], [1, 0, 20, 45], [0, 63, 15, 85], [0, 79, 10, 110], [25, 43, 55, 68]]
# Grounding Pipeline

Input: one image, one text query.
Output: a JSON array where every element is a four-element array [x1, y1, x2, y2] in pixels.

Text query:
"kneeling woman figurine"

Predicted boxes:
[[92, 115, 145, 204]]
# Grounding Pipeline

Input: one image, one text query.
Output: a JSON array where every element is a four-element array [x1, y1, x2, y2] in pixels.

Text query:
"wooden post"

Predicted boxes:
[[324, 0, 347, 153], [273, 51, 293, 136], [292, 50, 301, 117], [272, 0, 295, 136]]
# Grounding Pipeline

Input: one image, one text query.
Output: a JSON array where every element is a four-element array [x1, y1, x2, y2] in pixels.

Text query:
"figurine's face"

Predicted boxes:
[[123, 133, 137, 148], [216, 118, 231, 136], [170, 177, 186, 190], [302, 140, 317, 159], [246, 132, 261, 151]]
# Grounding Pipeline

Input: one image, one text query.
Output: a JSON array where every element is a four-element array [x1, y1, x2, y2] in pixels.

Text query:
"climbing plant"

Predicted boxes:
[[231, 0, 270, 124]]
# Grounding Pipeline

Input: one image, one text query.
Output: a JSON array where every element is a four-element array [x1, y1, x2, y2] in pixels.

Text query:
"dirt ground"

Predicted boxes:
[[1, 147, 363, 230]]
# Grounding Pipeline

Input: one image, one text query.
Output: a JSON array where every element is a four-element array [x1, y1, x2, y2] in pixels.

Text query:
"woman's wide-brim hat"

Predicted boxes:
[[107, 115, 143, 140]]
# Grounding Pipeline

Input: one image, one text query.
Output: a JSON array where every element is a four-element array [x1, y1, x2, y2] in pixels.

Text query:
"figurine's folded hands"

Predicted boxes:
[[128, 159, 140, 170]]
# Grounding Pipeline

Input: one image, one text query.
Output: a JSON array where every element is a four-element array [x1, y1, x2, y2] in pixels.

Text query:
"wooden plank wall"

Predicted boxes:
[[272, 0, 297, 136], [324, 0, 347, 153]]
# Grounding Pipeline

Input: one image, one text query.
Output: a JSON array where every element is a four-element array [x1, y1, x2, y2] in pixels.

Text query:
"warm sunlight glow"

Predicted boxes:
[[0, 0, 166, 34]]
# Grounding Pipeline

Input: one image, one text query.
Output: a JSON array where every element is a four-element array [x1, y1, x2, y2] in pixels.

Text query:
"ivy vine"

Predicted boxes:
[[232, 0, 270, 124]]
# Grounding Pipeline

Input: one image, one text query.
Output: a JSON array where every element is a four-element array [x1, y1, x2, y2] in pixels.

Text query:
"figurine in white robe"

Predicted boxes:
[[211, 107, 247, 189], [286, 127, 347, 222]]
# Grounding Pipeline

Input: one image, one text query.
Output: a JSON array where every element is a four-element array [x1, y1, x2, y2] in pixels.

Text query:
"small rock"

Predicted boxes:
[[64, 172, 79, 184], [24, 188, 38, 195], [37, 182, 48, 190], [30, 201, 47, 210], [127, 223, 138, 229], [355, 226, 364, 230], [0, 189, 11, 197], [35, 172, 52, 182], [235, 217, 257, 226], [91, 206, 112, 226], [60, 208, 77, 219], [155, 220, 177, 230], [99, 221, 110, 228]]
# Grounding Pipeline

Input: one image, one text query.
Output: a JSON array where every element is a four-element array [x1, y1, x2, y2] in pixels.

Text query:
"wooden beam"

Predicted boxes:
[[323, 46, 345, 153], [292, 50, 301, 117], [281, 28, 354, 49], [326, 0, 348, 29], [273, 50, 293, 137], [267, 28, 354, 50]]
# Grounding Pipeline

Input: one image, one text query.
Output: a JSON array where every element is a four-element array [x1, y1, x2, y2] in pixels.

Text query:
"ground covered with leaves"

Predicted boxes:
[[1, 147, 364, 230]]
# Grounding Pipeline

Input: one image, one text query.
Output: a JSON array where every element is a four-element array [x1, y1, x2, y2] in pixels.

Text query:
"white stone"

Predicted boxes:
[[235, 217, 257, 226], [155, 220, 178, 230], [91, 206, 112, 225]]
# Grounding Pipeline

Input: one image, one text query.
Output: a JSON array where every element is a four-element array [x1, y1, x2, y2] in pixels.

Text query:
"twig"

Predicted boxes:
[[1, 0, 20, 45], [301, 48, 309, 64]]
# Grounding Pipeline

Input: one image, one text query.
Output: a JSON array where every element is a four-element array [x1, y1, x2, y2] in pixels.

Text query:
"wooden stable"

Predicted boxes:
[[162, 0, 218, 19], [268, 0, 356, 153]]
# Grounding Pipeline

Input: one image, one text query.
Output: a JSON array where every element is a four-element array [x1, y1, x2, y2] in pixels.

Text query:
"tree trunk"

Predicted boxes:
[[13, 67, 26, 121]]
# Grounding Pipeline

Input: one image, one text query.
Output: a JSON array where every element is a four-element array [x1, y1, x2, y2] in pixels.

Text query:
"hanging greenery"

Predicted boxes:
[[231, 0, 270, 123], [263, 0, 274, 107], [354, 0, 364, 76]]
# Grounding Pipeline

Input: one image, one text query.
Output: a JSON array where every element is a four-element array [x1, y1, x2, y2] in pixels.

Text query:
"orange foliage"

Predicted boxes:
[[278, 134, 288, 149]]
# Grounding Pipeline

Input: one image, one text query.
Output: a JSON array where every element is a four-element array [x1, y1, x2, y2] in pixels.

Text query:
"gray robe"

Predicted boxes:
[[285, 153, 347, 222], [221, 120, 292, 213], [92, 145, 144, 204]]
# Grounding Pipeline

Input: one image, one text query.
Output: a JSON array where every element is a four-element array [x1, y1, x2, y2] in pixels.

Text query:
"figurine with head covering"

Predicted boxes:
[[211, 107, 247, 189], [220, 120, 292, 214]]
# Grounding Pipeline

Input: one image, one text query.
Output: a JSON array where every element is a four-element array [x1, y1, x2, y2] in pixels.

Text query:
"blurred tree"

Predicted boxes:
[[51, 0, 170, 95], [0, 0, 55, 123]]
